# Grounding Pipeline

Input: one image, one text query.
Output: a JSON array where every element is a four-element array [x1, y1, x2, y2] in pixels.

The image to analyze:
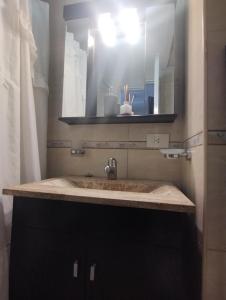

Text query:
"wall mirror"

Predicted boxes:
[[60, 0, 179, 124]]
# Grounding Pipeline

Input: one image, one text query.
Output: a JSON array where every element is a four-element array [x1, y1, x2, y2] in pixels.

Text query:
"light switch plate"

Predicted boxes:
[[146, 134, 169, 149]]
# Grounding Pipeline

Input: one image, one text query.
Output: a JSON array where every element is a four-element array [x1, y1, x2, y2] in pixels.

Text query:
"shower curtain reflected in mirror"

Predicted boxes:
[[62, 32, 87, 117]]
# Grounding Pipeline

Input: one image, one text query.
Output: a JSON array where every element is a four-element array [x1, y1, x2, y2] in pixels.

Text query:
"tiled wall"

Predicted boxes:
[[47, 122, 183, 184], [204, 0, 226, 298], [47, 0, 185, 186], [181, 0, 206, 240], [182, 138, 205, 238]]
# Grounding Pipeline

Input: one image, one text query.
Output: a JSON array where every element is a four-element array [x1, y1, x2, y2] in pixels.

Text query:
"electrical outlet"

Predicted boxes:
[[146, 134, 169, 149]]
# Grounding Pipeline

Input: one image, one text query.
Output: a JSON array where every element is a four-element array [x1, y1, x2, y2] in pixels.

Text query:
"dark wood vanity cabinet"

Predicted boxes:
[[9, 197, 200, 300], [11, 228, 85, 300]]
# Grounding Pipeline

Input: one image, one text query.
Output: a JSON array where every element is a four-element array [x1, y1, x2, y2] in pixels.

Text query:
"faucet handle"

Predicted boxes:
[[104, 165, 110, 175]]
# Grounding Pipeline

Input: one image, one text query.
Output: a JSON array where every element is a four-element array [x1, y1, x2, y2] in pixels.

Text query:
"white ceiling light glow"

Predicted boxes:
[[88, 30, 95, 48], [118, 8, 141, 45], [98, 13, 116, 47]]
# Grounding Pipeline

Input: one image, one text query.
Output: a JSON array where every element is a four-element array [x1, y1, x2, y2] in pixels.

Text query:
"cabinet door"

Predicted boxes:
[[144, 246, 190, 300], [85, 240, 151, 300], [10, 228, 85, 300], [85, 239, 190, 300]]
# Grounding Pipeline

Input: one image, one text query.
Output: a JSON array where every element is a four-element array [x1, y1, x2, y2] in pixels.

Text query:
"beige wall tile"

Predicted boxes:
[[48, 123, 129, 142], [182, 145, 205, 233], [68, 124, 129, 142], [182, 0, 205, 252], [204, 250, 226, 300], [207, 0, 226, 32], [184, 0, 205, 139], [207, 146, 226, 250], [128, 123, 182, 142], [128, 150, 182, 185], [207, 30, 226, 130], [47, 148, 128, 179], [48, 86, 63, 120], [204, 1, 226, 299]]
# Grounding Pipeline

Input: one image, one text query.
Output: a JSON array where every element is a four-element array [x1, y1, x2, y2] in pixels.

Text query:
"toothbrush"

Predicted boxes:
[[128, 93, 134, 105], [131, 94, 135, 106]]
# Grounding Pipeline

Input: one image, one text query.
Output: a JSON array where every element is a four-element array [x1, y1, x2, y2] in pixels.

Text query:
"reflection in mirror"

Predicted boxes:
[[62, 2, 175, 118], [62, 18, 89, 117]]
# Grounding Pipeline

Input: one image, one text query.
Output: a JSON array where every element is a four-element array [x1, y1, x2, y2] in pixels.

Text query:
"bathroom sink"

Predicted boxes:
[[40, 177, 162, 193], [3, 176, 195, 213]]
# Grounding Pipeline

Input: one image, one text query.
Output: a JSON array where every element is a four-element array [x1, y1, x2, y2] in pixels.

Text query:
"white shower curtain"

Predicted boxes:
[[0, 0, 41, 298]]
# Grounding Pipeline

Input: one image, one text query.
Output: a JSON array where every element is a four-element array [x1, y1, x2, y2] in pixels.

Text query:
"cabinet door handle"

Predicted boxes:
[[73, 260, 79, 278], [89, 263, 96, 282]]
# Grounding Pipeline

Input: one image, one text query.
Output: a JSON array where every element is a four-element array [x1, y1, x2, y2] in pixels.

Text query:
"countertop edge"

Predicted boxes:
[[2, 188, 195, 214]]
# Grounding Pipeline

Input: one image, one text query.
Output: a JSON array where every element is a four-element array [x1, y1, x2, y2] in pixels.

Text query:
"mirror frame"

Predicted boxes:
[[60, 0, 180, 125]]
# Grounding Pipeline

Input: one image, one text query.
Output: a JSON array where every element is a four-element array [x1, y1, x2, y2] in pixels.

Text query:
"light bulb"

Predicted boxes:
[[98, 13, 116, 47], [118, 8, 141, 45], [88, 31, 95, 48]]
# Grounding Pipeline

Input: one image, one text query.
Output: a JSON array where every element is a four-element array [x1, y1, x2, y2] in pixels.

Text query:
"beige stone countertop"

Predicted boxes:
[[3, 176, 195, 213]]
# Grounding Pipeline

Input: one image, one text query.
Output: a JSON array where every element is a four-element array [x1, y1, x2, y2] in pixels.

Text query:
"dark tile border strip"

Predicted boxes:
[[208, 130, 226, 145], [47, 140, 183, 150], [47, 140, 72, 148], [47, 132, 204, 150], [82, 141, 183, 150]]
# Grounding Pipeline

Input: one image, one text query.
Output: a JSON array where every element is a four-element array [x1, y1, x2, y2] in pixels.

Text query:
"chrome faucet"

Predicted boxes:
[[105, 158, 117, 180]]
